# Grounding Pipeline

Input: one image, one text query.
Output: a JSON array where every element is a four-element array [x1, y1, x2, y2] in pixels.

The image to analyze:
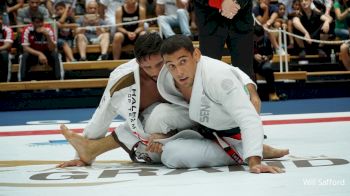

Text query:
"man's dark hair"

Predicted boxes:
[[160, 35, 194, 56], [134, 32, 163, 62], [55, 1, 66, 9], [31, 12, 44, 22]]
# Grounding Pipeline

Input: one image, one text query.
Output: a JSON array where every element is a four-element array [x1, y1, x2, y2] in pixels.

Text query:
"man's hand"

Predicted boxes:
[[146, 133, 168, 153], [38, 53, 48, 65], [36, 27, 49, 35], [220, 0, 241, 19], [321, 22, 330, 33], [56, 159, 89, 168], [127, 32, 137, 40], [248, 156, 284, 174], [304, 32, 312, 44]]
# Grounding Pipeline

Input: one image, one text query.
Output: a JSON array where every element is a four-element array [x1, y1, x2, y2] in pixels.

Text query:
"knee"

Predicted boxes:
[[76, 34, 86, 42], [157, 15, 166, 24], [113, 32, 124, 42], [340, 43, 349, 53], [161, 140, 188, 168], [176, 9, 187, 17]]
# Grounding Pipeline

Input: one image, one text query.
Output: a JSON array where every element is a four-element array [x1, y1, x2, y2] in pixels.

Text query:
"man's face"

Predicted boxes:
[[292, 0, 300, 10], [163, 48, 200, 88], [29, 0, 40, 11], [138, 54, 164, 82], [278, 4, 286, 16], [86, 2, 98, 14], [33, 19, 44, 29], [55, 5, 65, 16], [300, 0, 312, 9]]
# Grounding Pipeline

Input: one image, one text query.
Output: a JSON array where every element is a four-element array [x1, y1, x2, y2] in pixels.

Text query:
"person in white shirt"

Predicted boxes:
[[156, 0, 192, 38]]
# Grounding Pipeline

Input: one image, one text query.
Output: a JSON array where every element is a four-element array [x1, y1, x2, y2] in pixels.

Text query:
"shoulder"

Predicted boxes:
[[200, 56, 241, 99]]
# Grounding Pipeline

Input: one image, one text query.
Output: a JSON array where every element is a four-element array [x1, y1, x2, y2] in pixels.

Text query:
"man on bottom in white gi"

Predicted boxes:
[[157, 35, 286, 173], [58, 33, 196, 167]]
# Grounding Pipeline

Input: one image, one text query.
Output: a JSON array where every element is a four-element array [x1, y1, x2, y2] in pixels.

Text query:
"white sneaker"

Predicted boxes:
[[276, 47, 286, 55]]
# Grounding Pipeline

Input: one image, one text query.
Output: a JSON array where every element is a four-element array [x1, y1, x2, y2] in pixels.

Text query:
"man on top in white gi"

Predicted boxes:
[[157, 35, 286, 173], [58, 33, 287, 172]]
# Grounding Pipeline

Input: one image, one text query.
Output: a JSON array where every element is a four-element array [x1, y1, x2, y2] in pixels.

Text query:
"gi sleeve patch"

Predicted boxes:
[[221, 79, 235, 92]]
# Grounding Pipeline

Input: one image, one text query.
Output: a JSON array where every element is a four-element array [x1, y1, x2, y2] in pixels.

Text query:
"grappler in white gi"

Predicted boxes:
[[157, 35, 287, 173]]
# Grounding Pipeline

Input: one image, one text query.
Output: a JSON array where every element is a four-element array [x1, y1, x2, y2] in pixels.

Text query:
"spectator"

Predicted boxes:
[[98, 0, 124, 35], [0, 0, 24, 26], [340, 41, 350, 70], [287, 0, 301, 48], [17, 0, 51, 27], [20, 12, 61, 81], [253, 0, 285, 55], [75, 0, 110, 61], [156, 0, 192, 38], [55, 1, 76, 62], [292, 0, 332, 58], [112, 0, 146, 60], [334, 0, 350, 40], [0, 13, 14, 82], [253, 25, 280, 101]]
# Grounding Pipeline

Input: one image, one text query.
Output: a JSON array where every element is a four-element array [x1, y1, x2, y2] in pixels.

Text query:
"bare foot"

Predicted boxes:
[[263, 144, 289, 159], [60, 124, 96, 164]]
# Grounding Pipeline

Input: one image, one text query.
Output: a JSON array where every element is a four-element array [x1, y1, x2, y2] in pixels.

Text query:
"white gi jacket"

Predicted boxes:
[[158, 55, 264, 161], [82, 59, 148, 151]]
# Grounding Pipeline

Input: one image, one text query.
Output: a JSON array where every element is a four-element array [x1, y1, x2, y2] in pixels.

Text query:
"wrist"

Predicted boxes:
[[248, 156, 262, 168]]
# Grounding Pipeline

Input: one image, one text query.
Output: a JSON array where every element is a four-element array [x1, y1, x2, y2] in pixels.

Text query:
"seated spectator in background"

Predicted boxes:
[[0, 13, 14, 82], [20, 12, 61, 81], [75, 0, 110, 61], [140, 0, 156, 18], [0, 0, 24, 26], [292, 0, 332, 58], [340, 41, 350, 70], [156, 0, 192, 38], [254, 0, 285, 55], [334, 0, 350, 40], [17, 0, 51, 30], [47, 0, 86, 16], [286, 0, 301, 48], [98, 0, 125, 35], [274, 3, 288, 29], [253, 25, 280, 101], [55, 1, 76, 62], [312, 0, 333, 17], [112, 0, 146, 60]]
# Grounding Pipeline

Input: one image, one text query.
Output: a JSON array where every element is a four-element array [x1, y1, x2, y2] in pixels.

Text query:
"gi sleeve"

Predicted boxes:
[[206, 70, 263, 161]]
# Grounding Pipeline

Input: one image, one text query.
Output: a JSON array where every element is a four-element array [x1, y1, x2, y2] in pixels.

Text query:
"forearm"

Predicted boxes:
[[0, 43, 12, 51], [8, 2, 24, 13], [293, 18, 308, 35], [45, 34, 56, 51], [248, 156, 262, 168], [134, 26, 144, 34], [266, 13, 278, 26], [118, 27, 129, 34], [24, 46, 44, 56]]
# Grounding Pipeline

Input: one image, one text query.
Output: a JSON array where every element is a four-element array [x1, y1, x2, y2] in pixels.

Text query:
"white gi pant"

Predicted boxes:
[[147, 103, 244, 168], [115, 102, 195, 163]]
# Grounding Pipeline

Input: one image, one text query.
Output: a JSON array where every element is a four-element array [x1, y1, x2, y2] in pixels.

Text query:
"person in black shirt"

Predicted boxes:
[[55, 1, 76, 62]]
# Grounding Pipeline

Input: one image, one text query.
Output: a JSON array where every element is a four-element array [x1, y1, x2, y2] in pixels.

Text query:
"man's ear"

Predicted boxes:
[[193, 48, 201, 62]]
